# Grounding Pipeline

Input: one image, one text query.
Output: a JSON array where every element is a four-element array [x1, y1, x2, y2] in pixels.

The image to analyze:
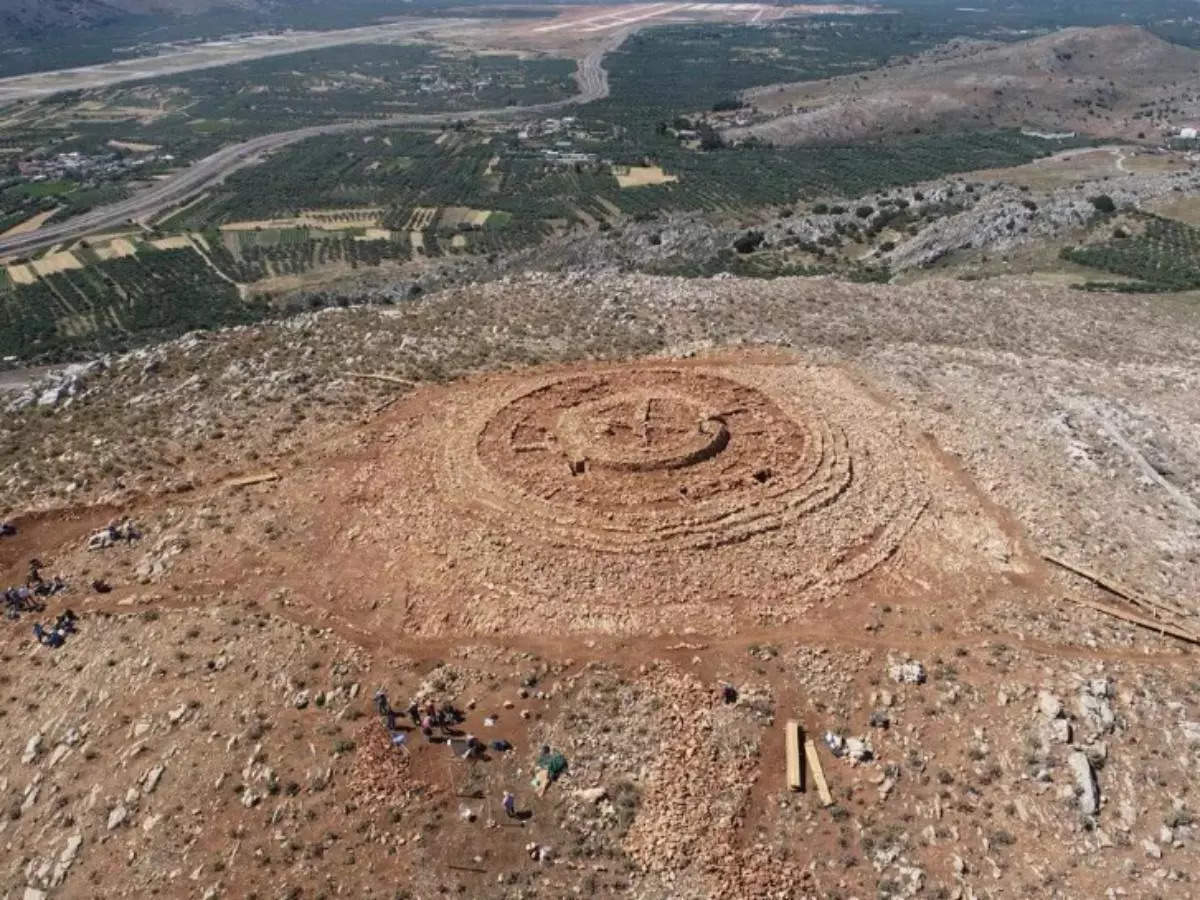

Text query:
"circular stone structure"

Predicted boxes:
[[555, 388, 730, 474], [326, 356, 945, 635], [440, 364, 928, 581]]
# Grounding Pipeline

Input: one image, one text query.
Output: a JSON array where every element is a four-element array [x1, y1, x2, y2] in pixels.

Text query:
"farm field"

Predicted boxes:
[[3, 5, 1200, 364], [1061, 211, 1200, 292], [615, 165, 678, 188], [0, 244, 264, 360], [158, 113, 1095, 239], [0, 44, 578, 168], [0, 207, 61, 238], [0, 43, 580, 241]]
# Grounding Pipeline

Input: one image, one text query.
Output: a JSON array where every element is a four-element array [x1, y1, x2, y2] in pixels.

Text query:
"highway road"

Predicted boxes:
[[0, 42, 615, 260]]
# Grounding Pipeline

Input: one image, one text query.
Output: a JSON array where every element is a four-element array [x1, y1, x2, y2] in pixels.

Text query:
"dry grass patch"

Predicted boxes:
[[1, 207, 61, 238], [107, 139, 160, 152], [614, 165, 679, 188], [31, 251, 83, 276], [355, 228, 394, 241], [6, 264, 36, 284], [149, 235, 194, 251]]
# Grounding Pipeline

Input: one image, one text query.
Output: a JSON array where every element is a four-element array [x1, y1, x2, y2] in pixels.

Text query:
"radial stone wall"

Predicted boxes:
[[401, 361, 932, 634]]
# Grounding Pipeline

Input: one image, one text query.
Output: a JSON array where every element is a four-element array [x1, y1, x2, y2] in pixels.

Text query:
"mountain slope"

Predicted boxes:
[[726, 26, 1200, 145], [0, 0, 126, 36], [0, 0, 280, 40]]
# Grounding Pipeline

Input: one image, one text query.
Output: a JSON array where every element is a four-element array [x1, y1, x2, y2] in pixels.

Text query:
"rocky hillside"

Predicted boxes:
[[2, 269, 1199, 898], [727, 26, 1200, 145], [0, 0, 316, 40], [0, 0, 126, 37]]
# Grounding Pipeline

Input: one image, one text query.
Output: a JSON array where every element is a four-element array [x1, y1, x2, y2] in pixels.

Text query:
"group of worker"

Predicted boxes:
[[5, 559, 66, 621], [371, 688, 531, 818], [374, 690, 498, 757], [32, 610, 77, 648]]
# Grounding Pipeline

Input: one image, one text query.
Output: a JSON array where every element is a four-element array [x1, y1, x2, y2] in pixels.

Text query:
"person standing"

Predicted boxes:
[[502, 791, 516, 818]]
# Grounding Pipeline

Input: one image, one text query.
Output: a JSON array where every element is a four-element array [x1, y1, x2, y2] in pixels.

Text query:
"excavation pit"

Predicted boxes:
[[556, 389, 731, 475]]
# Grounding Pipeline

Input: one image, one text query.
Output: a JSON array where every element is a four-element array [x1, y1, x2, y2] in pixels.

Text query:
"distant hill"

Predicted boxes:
[[0, 0, 566, 41], [726, 26, 1200, 145], [0, 0, 261, 38], [0, 0, 126, 37]]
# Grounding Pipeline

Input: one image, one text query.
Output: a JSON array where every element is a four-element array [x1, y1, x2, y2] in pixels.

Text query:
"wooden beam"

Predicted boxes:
[[1044, 554, 1193, 620], [1044, 554, 1200, 644], [785, 720, 804, 792], [1077, 597, 1200, 646], [804, 738, 833, 808], [224, 472, 280, 489], [346, 372, 417, 387]]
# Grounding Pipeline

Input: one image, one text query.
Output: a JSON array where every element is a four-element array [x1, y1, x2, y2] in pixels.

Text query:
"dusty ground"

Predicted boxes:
[[967, 147, 1194, 190], [2, 271, 1199, 898]]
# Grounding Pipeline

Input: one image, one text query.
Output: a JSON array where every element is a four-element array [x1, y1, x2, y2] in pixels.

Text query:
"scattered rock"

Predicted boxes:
[[825, 732, 873, 763], [50, 834, 82, 887], [1050, 719, 1072, 744], [889, 661, 926, 685], [1078, 678, 1116, 736], [1067, 750, 1099, 817], [22, 734, 42, 765], [1038, 691, 1064, 719], [143, 764, 165, 795], [107, 805, 129, 831]]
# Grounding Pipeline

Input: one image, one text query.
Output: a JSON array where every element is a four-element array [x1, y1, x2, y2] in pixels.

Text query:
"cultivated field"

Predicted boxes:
[[614, 164, 679, 188], [0, 207, 61, 238]]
